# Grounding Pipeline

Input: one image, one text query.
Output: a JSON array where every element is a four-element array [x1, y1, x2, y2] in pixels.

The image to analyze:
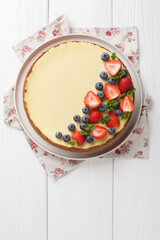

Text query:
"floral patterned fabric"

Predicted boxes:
[[3, 15, 151, 180]]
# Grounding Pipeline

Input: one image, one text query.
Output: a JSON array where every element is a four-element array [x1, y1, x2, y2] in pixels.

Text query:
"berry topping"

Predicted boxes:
[[82, 106, 90, 114], [120, 96, 134, 113], [71, 131, 85, 146], [106, 111, 120, 128], [97, 91, 105, 99], [84, 91, 101, 109], [80, 123, 86, 130], [82, 115, 89, 123], [100, 71, 108, 80], [95, 82, 104, 90], [101, 52, 109, 61], [107, 77, 116, 85], [120, 69, 128, 77], [119, 77, 133, 93], [63, 134, 71, 142], [115, 109, 122, 116], [114, 101, 120, 109], [86, 135, 94, 143], [68, 123, 75, 131], [98, 103, 106, 112], [55, 132, 62, 139], [104, 83, 121, 101], [104, 60, 122, 76], [73, 114, 81, 122], [92, 125, 108, 139], [89, 110, 103, 124], [108, 127, 116, 135]]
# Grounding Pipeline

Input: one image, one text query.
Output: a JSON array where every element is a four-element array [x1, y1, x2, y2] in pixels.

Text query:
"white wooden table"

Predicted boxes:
[[0, 0, 159, 239]]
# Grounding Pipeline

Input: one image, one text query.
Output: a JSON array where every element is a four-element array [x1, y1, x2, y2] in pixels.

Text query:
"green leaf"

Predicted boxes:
[[80, 124, 95, 135], [105, 100, 118, 111], [112, 70, 125, 80], [121, 112, 130, 120], [111, 52, 116, 60], [105, 107, 111, 112], [127, 87, 136, 96], [110, 100, 119, 107], [120, 93, 126, 99], [100, 115, 111, 124], [68, 140, 77, 146]]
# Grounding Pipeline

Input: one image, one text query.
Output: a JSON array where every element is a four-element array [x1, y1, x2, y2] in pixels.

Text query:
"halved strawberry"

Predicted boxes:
[[89, 110, 103, 124], [71, 131, 86, 146], [92, 125, 108, 139], [120, 96, 134, 113], [104, 83, 121, 101], [84, 91, 101, 109], [119, 77, 133, 93], [104, 60, 122, 76], [106, 111, 120, 128]]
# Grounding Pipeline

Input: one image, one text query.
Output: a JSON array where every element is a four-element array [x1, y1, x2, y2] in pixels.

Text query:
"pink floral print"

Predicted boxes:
[[11, 107, 16, 115], [44, 151, 48, 156], [22, 45, 30, 53], [128, 56, 135, 63], [54, 168, 63, 176], [116, 44, 124, 52], [3, 96, 8, 104], [145, 98, 151, 105], [134, 151, 144, 158], [38, 31, 47, 40], [106, 31, 111, 36], [115, 140, 133, 154], [41, 162, 46, 170], [124, 32, 135, 42], [30, 142, 38, 153], [133, 128, 143, 135], [52, 29, 59, 36]]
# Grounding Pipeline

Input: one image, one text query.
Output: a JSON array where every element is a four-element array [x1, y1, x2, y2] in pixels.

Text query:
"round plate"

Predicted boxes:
[[14, 34, 143, 160]]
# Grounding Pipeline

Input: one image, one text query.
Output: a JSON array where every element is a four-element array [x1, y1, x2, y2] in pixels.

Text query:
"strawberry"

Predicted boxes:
[[119, 77, 133, 93], [104, 60, 122, 76], [89, 110, 103, 124], [106, 111, 120, 128], [84, 91, 101, 109], [92, 125, 108, 139], [71, 131, 86, 146], [104, 83, 121, 101], [120, 96, 134, 113]]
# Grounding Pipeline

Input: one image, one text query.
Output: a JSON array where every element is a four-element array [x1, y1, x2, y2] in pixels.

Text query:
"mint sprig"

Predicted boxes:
[[120, 87, 136, 99], [105, 100, 119, 112], [99, 115, 111, 124], [69, 140, 77, 146], [111, 52, 116, 60], [121, 112, 130, 120], [112, 70, 125, 80], [80, 124, 95, 135]]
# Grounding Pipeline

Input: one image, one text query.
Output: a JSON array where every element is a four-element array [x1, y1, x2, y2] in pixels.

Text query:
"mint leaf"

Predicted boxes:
[[120, 88, 136, 99], [111, 52, 116, 60], [80, 124, 95, 135], [105, 100, 118, 111], [105, 107, 111, 112], [112, 70, 125, 80], [120, 93, 126, 99], [80, 131, 89, 135], [121, 112, 130, 120], [100, 115, 111, 124], [69, 140, 77, 146]]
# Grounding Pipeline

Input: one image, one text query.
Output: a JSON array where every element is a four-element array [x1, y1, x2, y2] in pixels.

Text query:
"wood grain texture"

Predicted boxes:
[[113, 0, 160, 239], [0, 0, 48, 239]]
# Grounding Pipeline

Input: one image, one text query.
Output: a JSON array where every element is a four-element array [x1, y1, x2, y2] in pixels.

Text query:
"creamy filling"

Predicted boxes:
[[24, 41, 132, 149]]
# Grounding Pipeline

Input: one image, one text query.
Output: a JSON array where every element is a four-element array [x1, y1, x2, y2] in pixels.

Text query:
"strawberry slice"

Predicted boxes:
[[89, 110, 103, 124], [120, 96, 134, 113], [71, 131, 86, 146], [106, 111, 120, 128], [104, 60, 122, 76], [104, 83, 121, 101], [84, 91, 101, 109], [119, 77, 133, 93], [92, 125, 108, 139]]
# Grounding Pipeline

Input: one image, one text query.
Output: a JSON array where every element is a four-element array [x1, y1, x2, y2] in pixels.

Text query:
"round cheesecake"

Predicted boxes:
[[23, 41, 134, 151]]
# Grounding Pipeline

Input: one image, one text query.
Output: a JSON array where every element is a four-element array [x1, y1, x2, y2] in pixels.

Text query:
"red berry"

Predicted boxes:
[[84, 91, 101, 109], [119, 77, 133, 93], [89, 110, 103, 124], [120, 96, 134, 113], [104, 60, 122, 76], [104, 83, 121, 101], [106, 111, 120, 128], [92, 125, 108, 139], [71, 131, 86, 146]]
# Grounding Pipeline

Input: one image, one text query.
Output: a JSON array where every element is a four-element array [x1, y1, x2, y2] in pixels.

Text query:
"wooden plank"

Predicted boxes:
[[48, 1, 113, 240], [113, 0, 160, 239], [0, 0, 48, 239]]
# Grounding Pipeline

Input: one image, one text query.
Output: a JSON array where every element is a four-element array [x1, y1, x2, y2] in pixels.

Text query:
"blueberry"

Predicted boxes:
[[82, 106, 90, 114], [82, 115, 89, 123], [115, 109, 122, 116], [101, 52, 109, 61], [63, 134, 71, 142], [95, 82, 104, 90], [108, 128, 116, 135], [97, 91, 105, 99], [68, 123, 75, 131], [100, 71, 108, 80], [80, 123, 86, 130], [120, 69, 128, 77], [73, 114, 81, 122], [108, 78, 116, 85], [114, 102, 120, 109], [98, 103, 106, 112], [55, 132, 62, 139], [86, 135, 94, 143]]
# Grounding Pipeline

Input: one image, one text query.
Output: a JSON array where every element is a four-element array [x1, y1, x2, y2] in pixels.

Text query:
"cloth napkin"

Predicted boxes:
[[3, 15, 151, 180]]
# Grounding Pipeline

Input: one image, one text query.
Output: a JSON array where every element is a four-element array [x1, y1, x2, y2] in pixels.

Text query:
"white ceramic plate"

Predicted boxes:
[[14, 34, 143, 160]]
